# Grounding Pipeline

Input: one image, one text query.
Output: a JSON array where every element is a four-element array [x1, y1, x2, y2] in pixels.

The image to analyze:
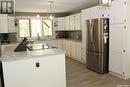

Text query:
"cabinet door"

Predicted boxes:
[[110, 0, 126, 24], [57, 17, 65, 30], [62, 40, 66, 50], [65, 40, 71, 56], [69, 15, 75, 30], [65, 16, 70, 30], [75, 13, 81, 30], [0, 14, 8, 33], [89, 6, 99, 19], [8, 17, 16, 33], [3, 55, 66, 87], [53, 18, 58, 31], [99, 6, 110, 18], [71, 41, 76, 58], [109, 24, 125, 76], [57, 39, 63, 49], [75, 42, 82, 60]]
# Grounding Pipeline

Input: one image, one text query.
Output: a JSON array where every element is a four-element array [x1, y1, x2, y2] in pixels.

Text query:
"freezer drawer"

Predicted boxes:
[[87, 51, 102, 73], [87, 51, 108, 74]]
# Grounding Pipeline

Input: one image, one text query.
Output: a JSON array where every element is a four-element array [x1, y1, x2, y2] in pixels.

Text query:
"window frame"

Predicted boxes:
[[42, 18, 53, 37], [18, 18, 53, 38], [18, 18, 31, 38]]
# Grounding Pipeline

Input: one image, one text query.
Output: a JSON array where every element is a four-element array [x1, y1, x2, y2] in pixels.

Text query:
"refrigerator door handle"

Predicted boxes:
[[91, 22, 95, 51], [89, 20, 94, 50]]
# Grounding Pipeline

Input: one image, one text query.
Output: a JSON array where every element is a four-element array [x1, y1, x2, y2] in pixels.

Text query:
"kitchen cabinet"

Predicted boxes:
[[0, 14, 8, 33], [53, 18, 58, 31], [109, 24, 125, 76], [57, 17, 65, 31], [75, 13, 81, 30], [75, 42, 82, 60], [8, 17, 16, 33], [71, 41, 82, 62], [0, 14, 15, 33], [69, 15, 75, 30], [65, 16, 70, 30], [89, 6, 99, 19], [109, 0, 130, 79], [57, 39, 63, 49], [2, 53, 66, 87], [110, 0, 126, 24], [99, 6, 110, 18], [70, 41, 76, 58], [65, 40, 71, 56]]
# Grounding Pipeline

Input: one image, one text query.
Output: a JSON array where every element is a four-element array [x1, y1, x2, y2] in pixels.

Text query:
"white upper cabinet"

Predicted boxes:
[[53, 18, 58, 31], [99, 6, 110, 18], [110, 0, 126, 24], [8, 17, 16, 33], [65, 16, 70, 30], [0, 14, 8, 33], [75, 13, 81, 30], [82, 5, 110, 19], [89, 6, 99, 19], [0, 14, 15, 33], [69, 15, 75, 30], [57, 17, 65, 31]]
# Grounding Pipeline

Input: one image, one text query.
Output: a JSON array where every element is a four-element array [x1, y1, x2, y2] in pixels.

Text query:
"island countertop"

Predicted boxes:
[[0, 45, 65, 61]]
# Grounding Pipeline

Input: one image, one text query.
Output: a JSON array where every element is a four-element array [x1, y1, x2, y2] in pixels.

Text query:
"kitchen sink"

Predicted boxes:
[[27, 44, 56, 51]]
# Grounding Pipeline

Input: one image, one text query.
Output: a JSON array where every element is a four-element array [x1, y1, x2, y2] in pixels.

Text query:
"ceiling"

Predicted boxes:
[[15, 0, 99, 13]]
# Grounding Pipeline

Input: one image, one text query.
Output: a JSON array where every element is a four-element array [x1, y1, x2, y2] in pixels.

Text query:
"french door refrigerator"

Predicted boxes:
[[86, 18, 109, 74]]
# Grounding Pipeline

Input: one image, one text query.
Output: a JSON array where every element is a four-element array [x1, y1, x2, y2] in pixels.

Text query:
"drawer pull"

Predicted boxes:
[[36, 62, 40, 68]]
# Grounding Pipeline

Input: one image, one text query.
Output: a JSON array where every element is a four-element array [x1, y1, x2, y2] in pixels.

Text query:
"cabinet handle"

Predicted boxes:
[[36, 62, 40, 68]]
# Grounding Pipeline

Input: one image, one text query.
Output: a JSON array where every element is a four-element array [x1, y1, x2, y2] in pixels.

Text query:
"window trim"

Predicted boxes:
[[42, 19, 53, 36], [18, 18, 53, 38], [18, 18, 31, 37]]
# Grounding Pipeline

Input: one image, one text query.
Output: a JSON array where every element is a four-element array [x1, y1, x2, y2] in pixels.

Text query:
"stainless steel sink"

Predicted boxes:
[[27, 43, 57, 51]]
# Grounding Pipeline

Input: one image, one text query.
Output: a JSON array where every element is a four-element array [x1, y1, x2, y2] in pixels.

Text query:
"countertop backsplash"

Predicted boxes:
[[55, 30, 82, 42]]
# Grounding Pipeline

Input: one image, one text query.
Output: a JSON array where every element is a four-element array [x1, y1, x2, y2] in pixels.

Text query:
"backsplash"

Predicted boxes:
[[55, 30, 82, 41]]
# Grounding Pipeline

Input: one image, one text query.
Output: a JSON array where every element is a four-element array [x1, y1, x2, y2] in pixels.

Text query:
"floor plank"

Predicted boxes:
[[66, 58, 130, 87]]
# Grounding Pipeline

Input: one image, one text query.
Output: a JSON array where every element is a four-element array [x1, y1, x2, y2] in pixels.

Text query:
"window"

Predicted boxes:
[[31, 19, 42, 37], [19, 19, 30, 37], [18, 18, 52, 38], [43, 19, 52, 36]]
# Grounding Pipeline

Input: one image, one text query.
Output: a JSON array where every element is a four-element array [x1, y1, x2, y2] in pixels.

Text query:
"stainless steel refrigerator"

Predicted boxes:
[[86, 18, 109, 74]]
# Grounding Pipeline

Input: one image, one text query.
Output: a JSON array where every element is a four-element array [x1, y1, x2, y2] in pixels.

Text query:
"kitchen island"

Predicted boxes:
[[0, 45, 66, 87]]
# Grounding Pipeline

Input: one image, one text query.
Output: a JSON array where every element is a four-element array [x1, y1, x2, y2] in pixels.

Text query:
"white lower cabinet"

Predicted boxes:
[[75, 42, 82, 60], [57, 39, 63, 49], [109, 24, 126, 78], [55, 39, 83, 63], [65, 40, 71, 56], [2, 54, 66, 87]]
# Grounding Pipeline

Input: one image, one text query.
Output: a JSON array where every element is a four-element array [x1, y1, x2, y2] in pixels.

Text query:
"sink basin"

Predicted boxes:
[[27, 44, 51, 51]]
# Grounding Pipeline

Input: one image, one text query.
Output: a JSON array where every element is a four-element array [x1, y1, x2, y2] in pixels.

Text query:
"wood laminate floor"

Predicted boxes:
[[66, 57, 130, 87]]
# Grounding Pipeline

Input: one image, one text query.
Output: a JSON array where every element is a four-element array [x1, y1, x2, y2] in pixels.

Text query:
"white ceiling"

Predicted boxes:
[[15, 0, 99, 13]]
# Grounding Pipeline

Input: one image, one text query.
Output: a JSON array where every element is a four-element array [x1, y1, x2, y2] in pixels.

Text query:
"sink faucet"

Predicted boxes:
[[37, 33, 40, 41]]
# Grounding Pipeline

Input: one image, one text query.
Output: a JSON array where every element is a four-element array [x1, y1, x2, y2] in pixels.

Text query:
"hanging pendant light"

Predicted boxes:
[[49, 1, 53, 19], [49, 14, 53, 19], [36, 14, 40, 18]]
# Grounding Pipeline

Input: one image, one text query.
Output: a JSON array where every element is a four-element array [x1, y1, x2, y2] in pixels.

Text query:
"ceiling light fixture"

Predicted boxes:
[[49, 1, 53, 19], [36, 14, 40, 18], [100, 0, 112, 6]]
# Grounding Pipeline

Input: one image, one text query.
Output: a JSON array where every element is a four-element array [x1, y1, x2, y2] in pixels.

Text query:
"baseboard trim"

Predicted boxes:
[[109, 71, 126, 80], [65, 55, 86, 64]]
